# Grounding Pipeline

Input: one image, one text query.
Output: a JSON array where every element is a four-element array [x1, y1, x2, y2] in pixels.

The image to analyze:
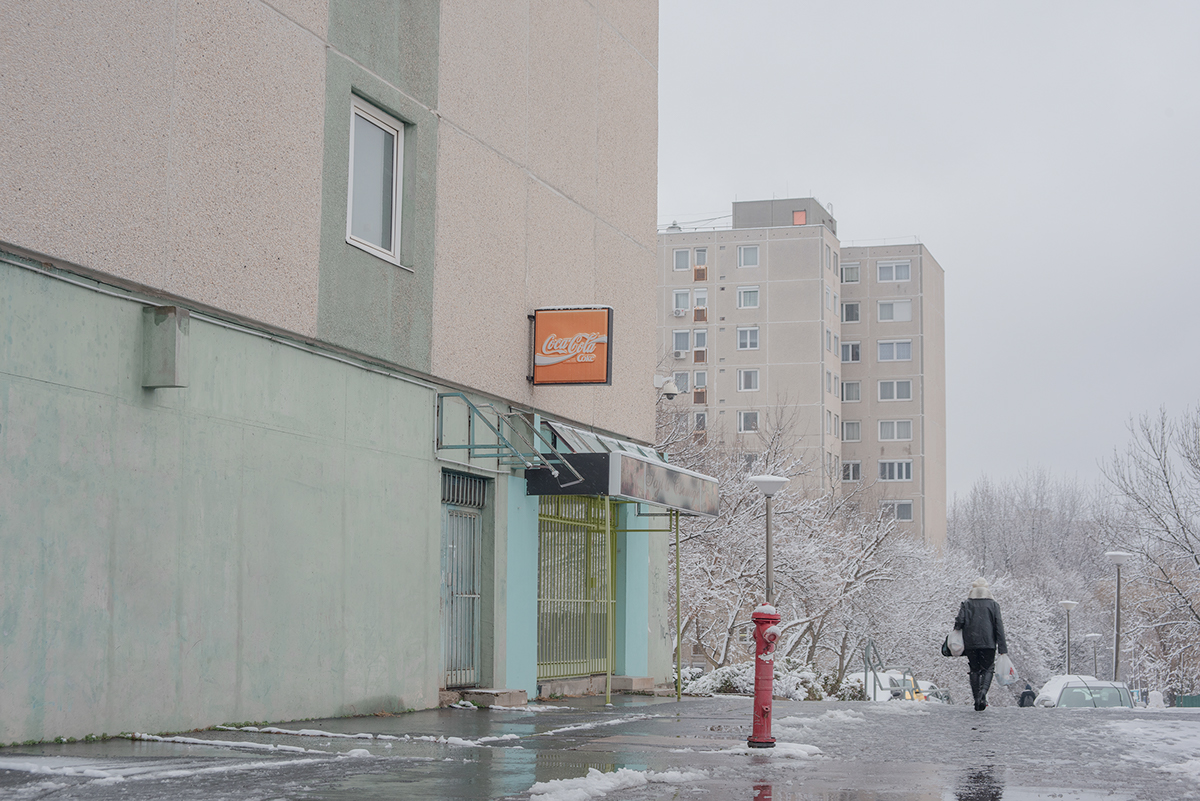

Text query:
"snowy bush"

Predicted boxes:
[[683, 657, 826, 701]]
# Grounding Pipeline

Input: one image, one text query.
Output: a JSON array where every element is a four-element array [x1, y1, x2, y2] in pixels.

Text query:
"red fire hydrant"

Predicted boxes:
[[748, 603, 782, 748]]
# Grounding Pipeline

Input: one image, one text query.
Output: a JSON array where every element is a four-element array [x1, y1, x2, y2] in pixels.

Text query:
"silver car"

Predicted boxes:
[[1034, 674, 1135, 708]]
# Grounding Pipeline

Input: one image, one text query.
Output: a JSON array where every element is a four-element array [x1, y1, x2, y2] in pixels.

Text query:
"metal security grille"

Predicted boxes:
[[537, 496, 614, 680], [442, 472, 486, 688], [442, 471, 486, 508]]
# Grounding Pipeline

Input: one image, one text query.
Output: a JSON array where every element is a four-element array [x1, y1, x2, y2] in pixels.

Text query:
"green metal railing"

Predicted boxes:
[[537, 497, 615, 682]]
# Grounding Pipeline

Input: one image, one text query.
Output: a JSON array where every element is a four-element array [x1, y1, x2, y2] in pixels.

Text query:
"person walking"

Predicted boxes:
[[954, 578, 1008, 711]]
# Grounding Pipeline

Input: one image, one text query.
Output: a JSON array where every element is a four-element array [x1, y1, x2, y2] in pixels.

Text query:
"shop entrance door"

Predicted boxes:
[[441, 472, 486, 689]]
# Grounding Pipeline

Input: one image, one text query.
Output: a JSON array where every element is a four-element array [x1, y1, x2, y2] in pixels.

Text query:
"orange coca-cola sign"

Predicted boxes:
[[531, 307, 613, 385]]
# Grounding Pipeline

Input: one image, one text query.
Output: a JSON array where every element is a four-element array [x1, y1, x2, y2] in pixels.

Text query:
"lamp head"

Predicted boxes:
[[748, 475, 789, 497], [1084, 633, 1102, 643], [1059, 600, 1079, 612], [1105, 551, 1134, 567]]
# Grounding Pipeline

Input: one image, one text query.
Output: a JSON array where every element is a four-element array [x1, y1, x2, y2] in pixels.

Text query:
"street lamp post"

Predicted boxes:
[[747, 475, 789, 749], [1060, 600, 1079, 675], [1084, 633, 1102, 677], [1105, 551, 1134, 682]]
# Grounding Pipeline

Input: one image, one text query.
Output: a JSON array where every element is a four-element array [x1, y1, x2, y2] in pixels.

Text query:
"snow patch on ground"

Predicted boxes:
[[1109, 717, 1200, 783], [861, 701, 931, 715], [527, 767, 707, 801], [535, 714, 657, 737], [131, 733, 330, 755], [715, 742, 822, 758], [777, 709, 866, 726], [0, 755, 322, 784]]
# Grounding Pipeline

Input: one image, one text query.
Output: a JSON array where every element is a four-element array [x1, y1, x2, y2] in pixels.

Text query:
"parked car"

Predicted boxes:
[[1034, 675, 1135, 708]]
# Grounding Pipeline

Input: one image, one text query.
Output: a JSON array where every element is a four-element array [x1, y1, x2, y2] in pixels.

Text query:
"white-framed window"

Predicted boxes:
[[695, 411, 707, 430], [878, 260, 911, 282], [695, 248, 707, 266], [825, 329, 832, 351], [841, 341, 860, 363], [834, 334, 839, 354], [694, 288, 708, 308], [826, 371, 832, 393], [833, 374, 840, 398], [738, 245, 759, 268], [843, 461, 862, 482], [737, 286, 759, 308], [826, 409, 832, 434], [877, 340, 912, 361], [834, 412, 839, 433], [673, 289, 690, 311], [842, 421, 861, 442], [833, 292, 838, 315], [737, 368, 759, 391], [843, 301, 859, 323], [878, 299, 912, 322], [673, 249, 690, 271], [879, 420, 913, 441], [693, 329, 708, 349], [878, 380, 913, 401], [673, 330, 690, 352], [825, 244, 832, 270], [841, 262, 860, 283], [738, 410, 760, 433], [842, 380, 860, 402], [694, 370, 707, 389], [879, 460, 913, 481], [834, 252, 838, 274], [737, 327, 759, 350], [882, 500, 914, 521], [672, 371, 690, 393], [825, 286, 831, 309], [347, 97, 405, 266]]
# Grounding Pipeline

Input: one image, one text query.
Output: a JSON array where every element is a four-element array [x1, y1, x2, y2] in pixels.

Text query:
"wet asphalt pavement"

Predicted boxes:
[[2, 694, 1199, 800]]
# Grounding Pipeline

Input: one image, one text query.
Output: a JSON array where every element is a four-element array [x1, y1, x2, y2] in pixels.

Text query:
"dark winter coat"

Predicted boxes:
[[954, 597, 1008, 654]]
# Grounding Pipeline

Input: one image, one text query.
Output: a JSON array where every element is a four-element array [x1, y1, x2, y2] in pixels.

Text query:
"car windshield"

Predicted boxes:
[[1058, 685, 1131, 708]]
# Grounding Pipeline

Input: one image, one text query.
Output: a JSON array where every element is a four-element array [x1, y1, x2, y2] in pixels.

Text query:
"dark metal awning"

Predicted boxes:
[[527, 422, 719, 517]]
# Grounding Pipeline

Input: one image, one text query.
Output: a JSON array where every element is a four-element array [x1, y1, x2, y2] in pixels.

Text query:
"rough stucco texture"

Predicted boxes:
[[0, 1, 328, 337], [431, 1, 659, 444]]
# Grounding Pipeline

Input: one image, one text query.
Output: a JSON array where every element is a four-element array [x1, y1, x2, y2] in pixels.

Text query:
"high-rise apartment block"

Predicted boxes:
[[658, 198, 946, 545]]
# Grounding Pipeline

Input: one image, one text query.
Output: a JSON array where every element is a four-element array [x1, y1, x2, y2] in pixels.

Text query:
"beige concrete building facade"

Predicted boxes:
[[658, 199, 946, 546]]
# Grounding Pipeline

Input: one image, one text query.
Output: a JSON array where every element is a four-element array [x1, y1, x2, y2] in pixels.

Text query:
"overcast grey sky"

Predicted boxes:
[[657, 1, 1200, 501]]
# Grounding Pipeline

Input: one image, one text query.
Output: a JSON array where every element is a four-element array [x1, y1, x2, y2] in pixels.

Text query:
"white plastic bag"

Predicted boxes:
[[947, 628, 965, 657], [995, 652, 1017, 686]]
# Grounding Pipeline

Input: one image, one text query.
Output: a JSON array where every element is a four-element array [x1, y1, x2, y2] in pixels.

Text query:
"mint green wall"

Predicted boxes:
[[505, 478, 539, 698], [614, 505, 652, 677], [0, 256, 446, 743], [317, 0, 439, 371]]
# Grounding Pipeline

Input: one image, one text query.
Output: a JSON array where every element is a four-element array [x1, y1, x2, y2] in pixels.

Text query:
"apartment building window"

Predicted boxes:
[[673, 249, 690, 271], [672, 371, 690, 393], [842, 380, 860, 401], [738, 410, 760, 433], [825, 329, 833, 351], [842, 421, 861, 442], [673, 330, 690, 352], [843, 461, 861, 482], [841, 341, 860, 363], [825, 244, 832, 270], [841, 262, 860, 283], [878, 260, 911, 282], [694, 370, 707, 389], [695, 248, 707, 266], [737, 286, 759, 309], [878, 340, 912, 361], [833, 292, 838, 315], [879, 380, 912, 401], [695, 412, 707, 431], [348, 98, 404, 265], [842, 302, 859, 323], [826, 410, 832, 434], [833, 374, 840, 398], [882, 500, 914, 521], [879, 420, 913, 441], [737, 327, 759, 350], [834, 252, 839, 274], [826, 371, 832, 393], [825, 286, 831, 308], [738, 369, 759, 391], [834, 334, 839, 354], [694, 329, 707, 349], [738, 245, 759, 268], [879, 460, 913, 481], [673, 289, 690, 312], [878, 299, 912, 322], [694, 288, 708, 309]]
